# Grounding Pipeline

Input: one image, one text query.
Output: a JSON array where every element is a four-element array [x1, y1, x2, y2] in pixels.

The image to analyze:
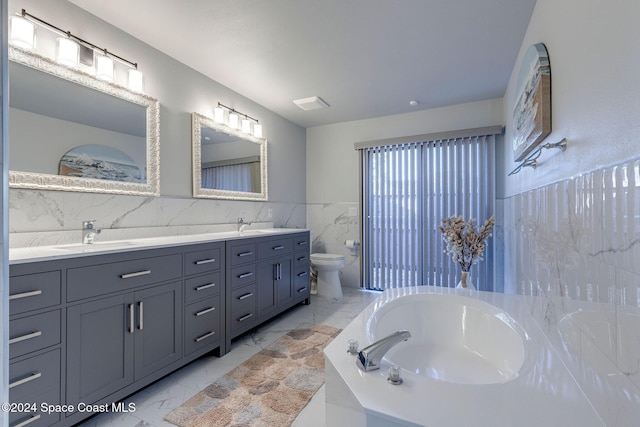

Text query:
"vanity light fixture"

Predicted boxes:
[[13, 9, 144, 91], [216, 102, 263, 137], [9, 15, 35, 50], [95, 51, 115, 82], [56, 36, 80, 67]]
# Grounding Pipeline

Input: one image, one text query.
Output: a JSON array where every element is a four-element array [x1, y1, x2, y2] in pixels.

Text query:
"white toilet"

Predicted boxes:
[[310, 253, 346, 299]]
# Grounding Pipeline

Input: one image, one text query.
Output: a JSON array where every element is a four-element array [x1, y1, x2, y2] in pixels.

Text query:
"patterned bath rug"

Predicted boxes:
[[165, 324, 341, 427]]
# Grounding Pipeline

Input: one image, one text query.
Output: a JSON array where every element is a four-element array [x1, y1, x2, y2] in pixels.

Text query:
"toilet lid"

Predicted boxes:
[[311, 253, 345, 261]]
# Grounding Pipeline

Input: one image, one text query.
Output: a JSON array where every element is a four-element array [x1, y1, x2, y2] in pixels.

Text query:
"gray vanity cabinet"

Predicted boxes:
[[8, 262, 63, 427]]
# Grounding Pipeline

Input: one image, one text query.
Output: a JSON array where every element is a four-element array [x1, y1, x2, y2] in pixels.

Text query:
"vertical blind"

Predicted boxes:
[[360, 133, 495, 291]]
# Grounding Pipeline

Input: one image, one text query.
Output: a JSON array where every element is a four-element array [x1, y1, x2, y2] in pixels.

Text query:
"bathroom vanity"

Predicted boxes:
[[8, 229, 310, 427]]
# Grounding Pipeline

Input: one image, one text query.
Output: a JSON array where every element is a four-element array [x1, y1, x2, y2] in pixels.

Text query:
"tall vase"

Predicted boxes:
[[457, 271, 475, 290]]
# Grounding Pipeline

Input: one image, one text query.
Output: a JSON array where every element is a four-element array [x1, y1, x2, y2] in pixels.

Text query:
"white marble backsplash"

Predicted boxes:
[[9, 189, 306, 248]]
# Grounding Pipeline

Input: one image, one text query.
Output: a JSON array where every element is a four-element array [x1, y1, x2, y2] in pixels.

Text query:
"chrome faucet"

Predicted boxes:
[[237, 217, 252, 233], [356, 330, 411, 372], [82, 220, 102, 244]]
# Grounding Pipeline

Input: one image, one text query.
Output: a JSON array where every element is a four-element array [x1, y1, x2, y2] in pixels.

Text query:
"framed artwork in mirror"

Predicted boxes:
[[512, 43, 551, 162]]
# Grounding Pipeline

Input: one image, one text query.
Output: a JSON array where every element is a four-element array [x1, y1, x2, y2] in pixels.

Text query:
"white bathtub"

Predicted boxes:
[[323, 286, 604, 427]]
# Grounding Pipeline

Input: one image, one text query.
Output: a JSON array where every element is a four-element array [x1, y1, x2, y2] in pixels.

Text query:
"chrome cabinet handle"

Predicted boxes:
[[195, 283, 215, 291], [297, 287, 308, 293], [14, 414, 41, 427], [195, 307, 215, 317], [238, 292, 253, 300], [195, 331, 215, 342], [138, 301, 144, 330], [9, 290, 43, 300], [9, 331, 42, 345], [238, 272, 253, 279], [297, 241, 308, 246], [9, 371, 41, 389], [277, 263, 282, 280], [297, 271, 308, 277], [195, 258, 216, 265], [238, 313, 253, 322], [273, 245, 285, 250], [120, 270, 151, 279], [297, 256, 307, 262], [129, 304, 135, 334], [238, 251, 253, 257]]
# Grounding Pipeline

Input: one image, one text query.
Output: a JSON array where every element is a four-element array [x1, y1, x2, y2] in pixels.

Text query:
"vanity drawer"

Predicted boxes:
[[10, 271, 61, 315], [294, 267, 311, 302], [258, 238, 293, 259], [229, 284, 256, 333], [184, 246, 222, 276], [293, 234, 310, 251], [9, 349, 61, 427], [228, 242, 256, 266], [185, 272, 221, 304], [67, 254, 182, 301], [184, 297, 221, 355], [294, 250, 310, 266], [9, 310, 61, 359], [230, 264, 256, 289]]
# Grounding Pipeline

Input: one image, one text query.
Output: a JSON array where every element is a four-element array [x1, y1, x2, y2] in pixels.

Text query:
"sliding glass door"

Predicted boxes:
[[360, 133, 495, 291]]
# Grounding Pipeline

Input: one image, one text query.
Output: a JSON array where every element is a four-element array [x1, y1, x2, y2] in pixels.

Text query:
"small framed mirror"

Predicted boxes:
[[8, 46, 160, 195], [192, 112, 268, 201]]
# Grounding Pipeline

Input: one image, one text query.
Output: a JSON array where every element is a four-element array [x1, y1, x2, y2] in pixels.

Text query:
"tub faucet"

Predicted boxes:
[[82, 220, 102, 244], [237, 217, 252, 233], [356, 330, 411, 372]]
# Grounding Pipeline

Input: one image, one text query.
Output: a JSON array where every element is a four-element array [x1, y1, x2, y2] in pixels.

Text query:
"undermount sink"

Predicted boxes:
[[559, 309, 640, 377], [53, 241, 138, 252], [367, 293, 526, 385]]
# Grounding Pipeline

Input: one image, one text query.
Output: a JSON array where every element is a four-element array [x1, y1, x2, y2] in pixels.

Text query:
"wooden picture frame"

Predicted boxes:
[[512, 43, 551, 162]]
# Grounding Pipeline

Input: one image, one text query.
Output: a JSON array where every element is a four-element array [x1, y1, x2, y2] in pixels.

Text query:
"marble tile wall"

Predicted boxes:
[[500, 158, 640, 426], [9, 189, 306, 247], [306, 202, 361, 288]]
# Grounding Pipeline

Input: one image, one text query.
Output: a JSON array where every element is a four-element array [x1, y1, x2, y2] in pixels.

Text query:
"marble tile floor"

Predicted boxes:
[[76, 287, 380, 427]]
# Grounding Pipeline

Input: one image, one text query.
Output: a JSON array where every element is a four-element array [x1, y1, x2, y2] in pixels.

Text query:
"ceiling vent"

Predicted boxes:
[[293, 96, 329, 111]]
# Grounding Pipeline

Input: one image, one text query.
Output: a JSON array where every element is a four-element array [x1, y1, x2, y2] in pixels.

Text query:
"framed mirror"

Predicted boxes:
[[192, 112, 268, 201], [8, 46, 160, 196]]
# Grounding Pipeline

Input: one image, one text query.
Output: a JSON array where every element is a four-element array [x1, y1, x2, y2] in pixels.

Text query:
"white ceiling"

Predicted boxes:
[[68, 0, 537, 129]]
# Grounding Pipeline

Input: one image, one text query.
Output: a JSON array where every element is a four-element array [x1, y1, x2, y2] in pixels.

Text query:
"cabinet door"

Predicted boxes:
[[276, 256, 293, 309], [256, 260, 277, 320], [67, 293, 135, 406], [134, 282, 183, 380]]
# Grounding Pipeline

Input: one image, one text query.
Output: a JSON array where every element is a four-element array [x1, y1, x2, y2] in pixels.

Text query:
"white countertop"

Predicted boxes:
[[9, 228, 309, 264], [324, 286, 606, 426]]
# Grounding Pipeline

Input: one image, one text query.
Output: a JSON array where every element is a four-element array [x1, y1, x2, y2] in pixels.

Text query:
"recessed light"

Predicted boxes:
[[409, 100, 419, 107], [293, 96, 330, 111]]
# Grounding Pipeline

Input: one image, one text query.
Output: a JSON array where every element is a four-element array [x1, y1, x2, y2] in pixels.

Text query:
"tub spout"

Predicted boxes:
[[357, 330, 411, 372]]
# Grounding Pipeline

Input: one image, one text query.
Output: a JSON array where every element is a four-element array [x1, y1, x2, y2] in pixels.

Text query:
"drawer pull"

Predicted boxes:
[[238, 313, 253, 322], [238, 272, 254, 279], [195, 331, 215, 342], [297, 256, 307, 261], [195, 307, 216, 317], [273, 245, 285, 250], [120, 270, 151, 279], [195, 283, 216, 291], [9, 331, 42, 345], [9, 290, 43, 301], [238, 251, 253, 257], [297, 241, 308, 246], [9, 371, 42, 389], [129, 304, 135, 334], [238, 292, 253, 300], [195, 258, 216, 265], [297, 271, 308, 277], [14, 414, 41, 427], [297, 287, 308, 293]]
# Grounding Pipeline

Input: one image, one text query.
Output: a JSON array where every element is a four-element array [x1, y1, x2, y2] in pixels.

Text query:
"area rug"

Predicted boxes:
[[165, 324, 341, 427]]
